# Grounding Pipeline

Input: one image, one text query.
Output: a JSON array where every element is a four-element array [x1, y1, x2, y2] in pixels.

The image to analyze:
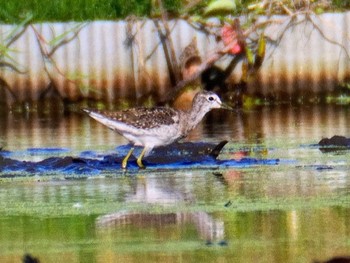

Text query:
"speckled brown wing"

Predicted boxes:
[[95, 107, 180, 130]]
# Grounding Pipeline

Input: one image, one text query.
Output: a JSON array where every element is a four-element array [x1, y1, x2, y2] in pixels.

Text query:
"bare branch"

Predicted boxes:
[[0, 22, 30, 74], [6, 25, 29, 47], [48, 23, 87, 57], [30, 24, 82, 85], [157, 0, 181, 83], [0, 61, 27, 74], [154, 20, 179, 87], [306, 13, 350, 59]]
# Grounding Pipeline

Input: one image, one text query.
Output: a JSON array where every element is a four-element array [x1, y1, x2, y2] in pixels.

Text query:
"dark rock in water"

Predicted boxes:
[[38, 156, 75, 167], [218, 240, 228, 246], [318, 135, 350, 147], [205, 240, 213, 246], [23, 254, 40, 263], [123, 140, 227, 158], [209, 141, 228, 158], [113, 141, 228, 165], [314, 256, 350, 263], [0, 141, 279, 176], [0, 155, 17, 166], [224, 200, 232, 207]]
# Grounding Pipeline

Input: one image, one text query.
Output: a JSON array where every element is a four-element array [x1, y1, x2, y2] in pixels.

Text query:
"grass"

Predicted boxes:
[[0, 0, 183, 23], [1, 0, 350, 24], [0, 0, 118, 23]]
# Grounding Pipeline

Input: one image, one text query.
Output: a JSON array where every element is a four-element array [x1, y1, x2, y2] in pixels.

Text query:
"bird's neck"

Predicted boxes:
[[183, 104, 209, 133]]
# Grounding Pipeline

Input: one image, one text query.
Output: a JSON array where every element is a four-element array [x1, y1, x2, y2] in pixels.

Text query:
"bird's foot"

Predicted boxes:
[[137, 158, 146, 169], [136, 148, 147, 169], [121, 160, 128, 170], [121, 147, 135, 169]]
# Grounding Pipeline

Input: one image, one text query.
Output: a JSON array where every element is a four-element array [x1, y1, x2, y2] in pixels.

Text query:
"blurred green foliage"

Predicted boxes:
[[0, 0, 350, 23], [0, 0, 184, 23]]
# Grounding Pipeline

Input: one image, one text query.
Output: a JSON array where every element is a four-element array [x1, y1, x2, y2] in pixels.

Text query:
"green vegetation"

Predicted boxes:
[[0, 0, 350, 23], [0, 0, 184, 23]]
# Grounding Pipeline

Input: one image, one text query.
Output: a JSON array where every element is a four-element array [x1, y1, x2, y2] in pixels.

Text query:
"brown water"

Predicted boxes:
[[0, 105, 350, 263]]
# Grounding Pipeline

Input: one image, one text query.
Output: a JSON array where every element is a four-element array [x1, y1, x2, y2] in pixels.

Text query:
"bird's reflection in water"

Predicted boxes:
[[96, 211, 224, 242], [96, 175, 225, 243]]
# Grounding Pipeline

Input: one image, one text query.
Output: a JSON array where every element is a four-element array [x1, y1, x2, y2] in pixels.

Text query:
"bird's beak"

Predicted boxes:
[[220, 102, 234, 111]]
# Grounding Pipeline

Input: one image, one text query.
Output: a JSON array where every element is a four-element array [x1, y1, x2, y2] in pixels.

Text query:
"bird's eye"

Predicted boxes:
[[208, 96, 214, 101]]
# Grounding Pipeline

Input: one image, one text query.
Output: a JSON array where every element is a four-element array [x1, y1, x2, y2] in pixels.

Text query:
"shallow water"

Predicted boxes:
[[1, 105, 350, 263]]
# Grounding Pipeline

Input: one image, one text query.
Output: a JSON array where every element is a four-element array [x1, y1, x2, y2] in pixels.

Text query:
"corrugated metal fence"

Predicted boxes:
[[0, 12, 350, 106]]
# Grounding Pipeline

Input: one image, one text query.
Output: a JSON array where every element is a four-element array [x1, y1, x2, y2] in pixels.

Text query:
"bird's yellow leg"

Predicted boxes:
[[122, 147, 134, 169], [136, 148, 147, 169]]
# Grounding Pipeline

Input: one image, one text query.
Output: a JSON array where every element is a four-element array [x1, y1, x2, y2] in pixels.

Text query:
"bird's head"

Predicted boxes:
[[192, 91, 232, 111]]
